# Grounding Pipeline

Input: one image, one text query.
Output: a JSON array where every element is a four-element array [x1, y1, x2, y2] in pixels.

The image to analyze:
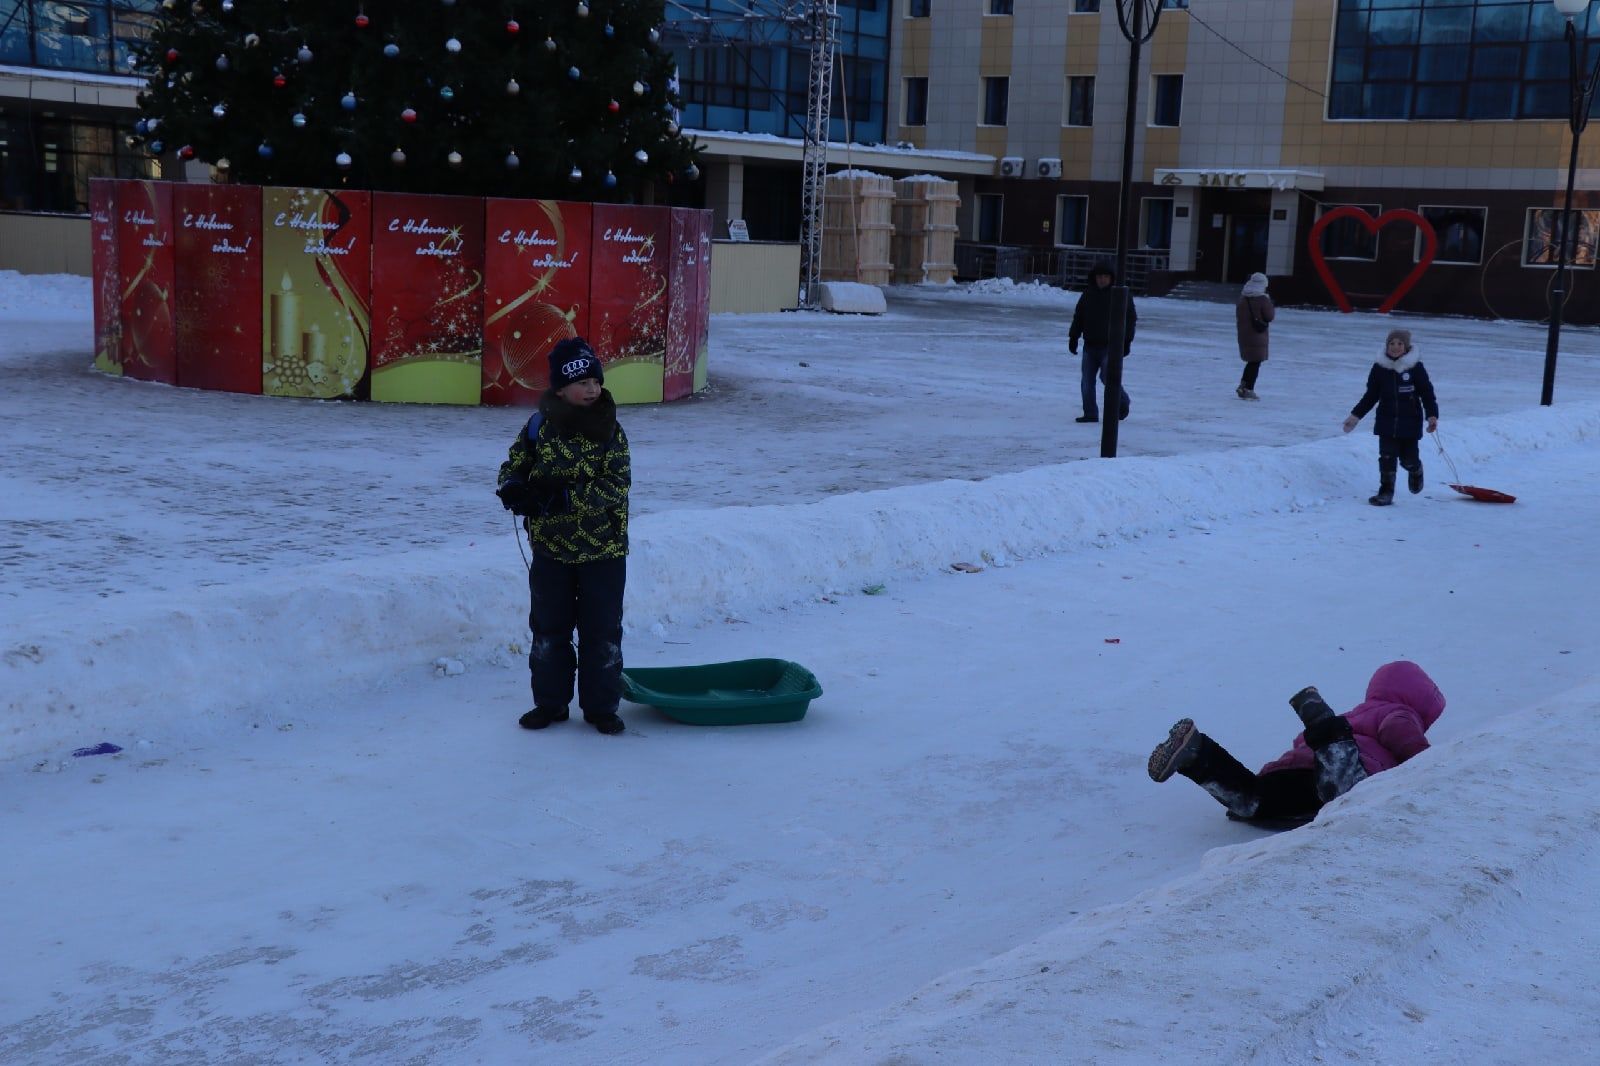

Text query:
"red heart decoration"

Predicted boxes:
[[1308, 206, 1437, 314]]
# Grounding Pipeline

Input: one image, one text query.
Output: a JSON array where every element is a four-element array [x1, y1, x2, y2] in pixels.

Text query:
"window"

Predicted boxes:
[[1523, 208, 1600, 268], [1417, 205, 1486, 265], [987, 0, 1014, 14], [903, 77, 928, 127], [976, 193, 1005, 243], [982, 76, 1009, 126], [1161, 0, 1190, 8], [1318, 204, 1381, 261], [1066, 76, 1095, 127], [1056, 195, 1089, 247], [1151, 74, 1183, 127], [907, 0, 931, 16], [1142, 198, 1174, 250], [1073, 0, 1100, 12], [0, 113, 156, 214]]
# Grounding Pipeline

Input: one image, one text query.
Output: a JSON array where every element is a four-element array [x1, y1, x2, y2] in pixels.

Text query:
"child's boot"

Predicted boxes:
[[519, 706, 570, 730], [1289, 686, 1336, 729], [1369, 460, 1396, 506], [1148, 718, 1201, 782], [1405, 459, 1424, 494]]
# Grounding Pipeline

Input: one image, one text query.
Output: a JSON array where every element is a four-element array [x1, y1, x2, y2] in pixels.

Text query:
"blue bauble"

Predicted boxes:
[[440, 85, 455, 100], [383, 43, 399, 58], [149, 139, 164, 153], [341, 92, 357, 110], [567, 66, 580, 80], [292, 112, 307, 127], [603, 170, 617, 188], [257, 142, 274, 158]]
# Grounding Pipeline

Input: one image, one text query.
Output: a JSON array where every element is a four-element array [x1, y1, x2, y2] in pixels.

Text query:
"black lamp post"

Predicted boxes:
[[1543, 0, 1600, 406], [1101, 0, 1162, 457]]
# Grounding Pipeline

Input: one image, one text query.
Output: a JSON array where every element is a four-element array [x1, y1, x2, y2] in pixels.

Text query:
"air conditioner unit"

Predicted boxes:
[[1036, 157, 1063, 179], [998, 156, 1024, 178]]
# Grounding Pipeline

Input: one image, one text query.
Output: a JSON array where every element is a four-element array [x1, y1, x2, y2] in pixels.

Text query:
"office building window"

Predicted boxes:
[[1161, 0, 1189, 9], [1142, 198, 1174, 250], [0, 113, 156, 214], [1417, 205, 1486, 265], [904, 77, 928, 126], [1524, 207, 1600, 268], [1056, 195, 1088, 247], [907, 0, 931, 17], [1318, 204, 1381, 261], [1329, 0, 1599, 121], [0, 0, 160, 75], [988, 1, 1014, 14], [1073, 0, 1101, 12], [982, 76, 1009, 126], [1066, 76, 1095, 127], [1151, 74, 1183, 126], [976, 193, 1004, 242]]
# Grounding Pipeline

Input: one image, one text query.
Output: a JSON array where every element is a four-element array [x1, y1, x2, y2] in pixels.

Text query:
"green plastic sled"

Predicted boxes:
[[620, 658, 822, 725]]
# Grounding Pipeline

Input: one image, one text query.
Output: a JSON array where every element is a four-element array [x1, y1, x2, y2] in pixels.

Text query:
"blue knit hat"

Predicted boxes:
[[549, 337, 603, 390]]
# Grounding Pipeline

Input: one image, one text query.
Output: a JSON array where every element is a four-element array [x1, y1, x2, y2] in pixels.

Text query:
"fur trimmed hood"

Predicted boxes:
[[1374, 345, 1421, 374]]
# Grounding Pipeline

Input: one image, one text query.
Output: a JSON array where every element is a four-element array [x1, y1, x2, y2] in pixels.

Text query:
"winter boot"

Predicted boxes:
[[1075, 414, 1098, 423], [1183, 732, 1263, 819], [1405, 460, 1424, 494], [1148, 718, 1201, 782], [1304, 714, 1369, 803], [519, 706, 569, 730], [585, 711, 626, 735], [1368, 464, 1396, 506], [1236, 386, 1259, 400], [1289, 686, 1336, 729]]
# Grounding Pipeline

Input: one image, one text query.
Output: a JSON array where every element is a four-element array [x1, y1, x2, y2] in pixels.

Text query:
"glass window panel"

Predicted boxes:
[[1472, 44, 1522, 79], [904, 77, 927, 126], [1363, 81, 1411, 118], [1368, 9, 1420, 46], [1525, 208, 1600, 268], [977, 193, 1004, 243], [1418, 45, 1469, 81], [1474, 4, 1529, 44], [31, 0, 112, 73], [1330, 83, 1363, 119], [1524, 42, 1569, 80], [1143, 199, 1173, 250], [1367, 47, 1414, 80], [1334, 47, 1366, 82], [1528, 4, 1569, 41], [1420, 206, 1486, 265], [1521, 81, 1568, 119], [1414, 84, 1463, 118], [1420, 7, 1472, 45], [1320, 204, 1381, 260], [1337, 12, 1368, 47], [1465, 79, 1518, 119], [1056, 195, 1088, 247]]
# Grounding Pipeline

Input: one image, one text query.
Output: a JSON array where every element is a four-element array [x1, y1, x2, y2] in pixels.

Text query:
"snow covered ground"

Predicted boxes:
[[4, 269, 1600, 1063]]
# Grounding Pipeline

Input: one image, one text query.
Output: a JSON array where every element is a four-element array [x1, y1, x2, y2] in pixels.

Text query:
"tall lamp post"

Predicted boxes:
[[1543, 0, 1600, 405], [1101, 0, 1163, 457]]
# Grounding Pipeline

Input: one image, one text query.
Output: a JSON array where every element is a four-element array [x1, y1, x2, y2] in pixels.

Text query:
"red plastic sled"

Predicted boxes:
[[1436, 433, 1515, 503]]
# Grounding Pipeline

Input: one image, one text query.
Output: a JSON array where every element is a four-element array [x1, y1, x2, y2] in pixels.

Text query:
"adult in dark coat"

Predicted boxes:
[[1067, 259, 1136, 423], [1234, 272, 1275, 400], [1342, 328, 1439, 506]]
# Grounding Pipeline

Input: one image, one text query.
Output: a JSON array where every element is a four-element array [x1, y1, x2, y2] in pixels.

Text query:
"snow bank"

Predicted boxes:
[[758, 680, 1600, 1063], [818, 281, 887, 314], [5, 405, 1599, 760], [0, 270, 91, 321]]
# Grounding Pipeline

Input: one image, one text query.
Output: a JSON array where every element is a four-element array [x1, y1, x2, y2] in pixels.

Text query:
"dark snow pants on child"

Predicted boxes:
[[1179, 719, 1368, 821], [1377, 434, 1421, 480], [527, 555, 626, 721]]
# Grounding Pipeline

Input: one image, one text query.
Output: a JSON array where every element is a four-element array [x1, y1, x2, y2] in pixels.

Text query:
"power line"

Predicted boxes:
[[1187, 4, 1328, 100]]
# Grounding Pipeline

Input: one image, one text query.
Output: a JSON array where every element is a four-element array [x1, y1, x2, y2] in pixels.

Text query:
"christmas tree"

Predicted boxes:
[[130, 0, 700, 200]]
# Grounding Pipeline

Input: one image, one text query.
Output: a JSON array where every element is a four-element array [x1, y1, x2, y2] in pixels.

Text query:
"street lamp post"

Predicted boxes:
[[1101, 0, 1162, 457], [1543, 0, 1600, 405]]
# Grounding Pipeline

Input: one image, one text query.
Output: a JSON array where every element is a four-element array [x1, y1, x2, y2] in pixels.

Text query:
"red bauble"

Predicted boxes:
[[401, 107, 418, 123], [273, 73, 287, 88], [607, 99, 620, 113], [165, 48, 179, 63], [179, 144, 195, 159], [355, 14, 369, 28], [506, 19, 520, 34]]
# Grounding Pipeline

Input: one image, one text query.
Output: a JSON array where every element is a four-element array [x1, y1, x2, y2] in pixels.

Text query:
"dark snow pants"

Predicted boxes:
[[1180, 721, 1368, 821], [527, 554, 626, 721], [1377, 435, 1421, 477]]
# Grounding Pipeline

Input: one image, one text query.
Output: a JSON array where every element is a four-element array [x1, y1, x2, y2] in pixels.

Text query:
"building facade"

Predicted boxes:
[[892, 0, 1600, 320]]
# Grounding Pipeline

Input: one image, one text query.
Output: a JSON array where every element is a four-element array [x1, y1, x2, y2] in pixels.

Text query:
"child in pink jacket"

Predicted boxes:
[[1146, 661, 1446, 823]]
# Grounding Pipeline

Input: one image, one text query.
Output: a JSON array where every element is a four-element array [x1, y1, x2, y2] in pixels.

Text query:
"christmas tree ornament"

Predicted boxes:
[[212, 103, 227, 118], [649, 28, 661, 44], [401, 107, 418, 123], [221, 0, 233, 10], [272, 72, 286, 88], [181, 71, 195, 83], [685, 163, 700, 180], [445, 38, 461, 54], [216, 157, 230, 170], [126, 54, 140, 69], [391, 147, 407, 164], [165, 48, 179, 63], [603, 170, 617, 188], [244, 33, 260, 48], [341, 92, 358, 110], [632, 81, 645, 96], [568, 165, 582, 182], [297, 44, 313, 63], [192, 2, 203, 13], [292, 112, 307, 127], [179, 144, 195, 159], [135, 118, 149, 135], [447, 150, 463, 167], [576, 3, 589, 17], [543, 37, 556, 52], [506, 20, 519, 34], [666, 119, 679, 134], [633, 148, 648, 163], [567, 66, 580, 80], [604, 22, 614, 38], [150, 139, 165, 153], [355, 13, 369, 29], [505, 78, 520, 95], [439, 85, 455, 100], [161, 0, 175, 8], [383, 43, 400, 58], [336, 151, 352, 168], [215, 54, 230, 71], [607, 99, 619, 113], [147, 117, 160, 132], [257, 142, 273, 158], [505, 150, 520, 169]]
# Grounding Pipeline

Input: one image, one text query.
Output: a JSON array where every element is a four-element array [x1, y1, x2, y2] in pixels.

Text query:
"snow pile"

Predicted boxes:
[[0, 270, 91, 321], [818, 280, 887, 313], [759, 681, 1600, 1063], [959, 276, 1076, 304], [7, 402, 1599, 760]]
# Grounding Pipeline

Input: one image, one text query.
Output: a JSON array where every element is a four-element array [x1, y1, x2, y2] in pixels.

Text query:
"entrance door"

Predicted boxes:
[[1226, 215, 1269, 283]]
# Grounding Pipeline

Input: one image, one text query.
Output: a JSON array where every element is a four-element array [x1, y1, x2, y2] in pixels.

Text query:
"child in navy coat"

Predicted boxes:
[[1342, 328, 1439, 506]]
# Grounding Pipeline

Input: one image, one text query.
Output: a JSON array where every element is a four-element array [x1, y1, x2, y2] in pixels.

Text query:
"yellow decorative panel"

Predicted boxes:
[[1060, 128, 1095, 181]]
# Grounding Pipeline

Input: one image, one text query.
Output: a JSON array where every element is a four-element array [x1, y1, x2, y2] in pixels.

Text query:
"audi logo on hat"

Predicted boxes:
[[562, 357, 592, 377]]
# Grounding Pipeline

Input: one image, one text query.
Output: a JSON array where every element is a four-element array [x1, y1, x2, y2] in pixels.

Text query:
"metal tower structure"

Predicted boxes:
[[798, 1, 839, 309]]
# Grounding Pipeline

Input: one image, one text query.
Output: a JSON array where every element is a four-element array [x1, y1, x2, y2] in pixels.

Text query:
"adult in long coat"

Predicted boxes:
[[1234, 272, 1275, 400]]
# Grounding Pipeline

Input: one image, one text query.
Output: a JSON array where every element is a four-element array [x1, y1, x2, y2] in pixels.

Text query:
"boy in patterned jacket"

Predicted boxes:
[[496, 337, 632, 735]]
